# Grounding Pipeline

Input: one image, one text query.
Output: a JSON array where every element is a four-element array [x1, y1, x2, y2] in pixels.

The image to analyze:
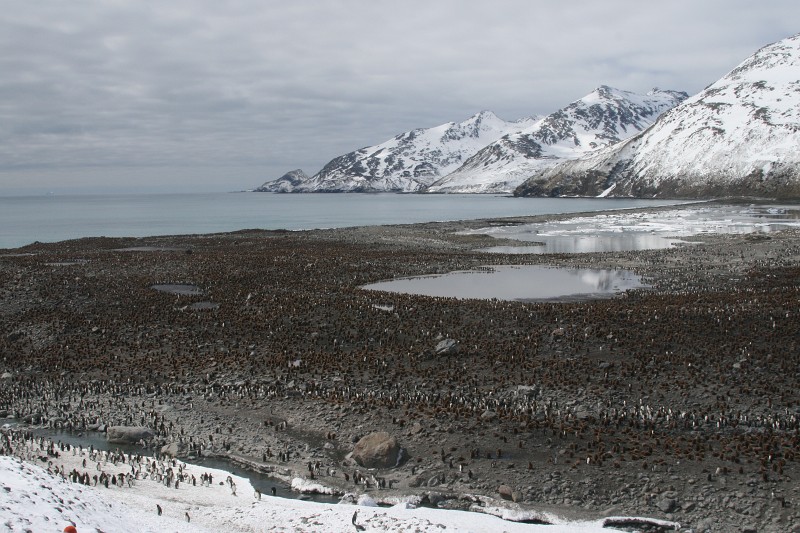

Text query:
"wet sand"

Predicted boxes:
[[1, 201, 799, 532]]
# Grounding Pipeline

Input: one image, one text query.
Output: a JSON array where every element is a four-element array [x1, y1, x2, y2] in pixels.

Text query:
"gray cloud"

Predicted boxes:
[[0, 0, 797, 193]]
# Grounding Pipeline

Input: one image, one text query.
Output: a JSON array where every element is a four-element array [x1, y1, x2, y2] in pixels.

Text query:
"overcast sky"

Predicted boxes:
[[0, 1, 797, 195]]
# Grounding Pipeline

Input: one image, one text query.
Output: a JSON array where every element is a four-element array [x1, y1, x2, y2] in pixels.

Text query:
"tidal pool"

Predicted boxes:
[[465, 204, 800, 254], [481, 234, 689, 255], [362, 265, 646, 302]]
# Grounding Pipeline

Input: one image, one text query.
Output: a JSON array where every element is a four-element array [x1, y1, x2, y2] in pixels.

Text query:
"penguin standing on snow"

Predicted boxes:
[[352, 510, 365, 531]]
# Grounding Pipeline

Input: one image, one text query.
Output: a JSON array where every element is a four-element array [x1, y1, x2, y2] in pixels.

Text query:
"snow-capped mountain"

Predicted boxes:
[[255, 169, 309, 192], [257, 112, 538, 193], [515, 34, 800, 199], [424, 87, 688, 194]]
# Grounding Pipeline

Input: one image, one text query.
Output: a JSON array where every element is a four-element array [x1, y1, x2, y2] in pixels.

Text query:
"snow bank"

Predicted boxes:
[[0, 454, 636, 532], [290, 476, 341, 495]]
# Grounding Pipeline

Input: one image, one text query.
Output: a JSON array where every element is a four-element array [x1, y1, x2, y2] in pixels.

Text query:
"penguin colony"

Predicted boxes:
[[1, 207, 799, 530]]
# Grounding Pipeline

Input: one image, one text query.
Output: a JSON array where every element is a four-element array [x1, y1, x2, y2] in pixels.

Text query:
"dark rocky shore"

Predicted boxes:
[[1, 202, 799, 532]]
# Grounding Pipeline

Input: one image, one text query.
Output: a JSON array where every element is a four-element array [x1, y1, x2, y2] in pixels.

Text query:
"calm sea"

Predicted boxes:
[[0, 192, 681, 249]]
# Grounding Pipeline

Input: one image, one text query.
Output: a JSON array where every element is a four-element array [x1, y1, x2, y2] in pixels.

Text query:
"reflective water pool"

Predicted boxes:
[[464, 204, 800, 254], [362, 265, 646, 302]]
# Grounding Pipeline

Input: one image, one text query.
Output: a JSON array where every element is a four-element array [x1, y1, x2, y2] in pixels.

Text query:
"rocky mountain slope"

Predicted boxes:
[[257, 112, 537, 192], [255, 169, 310, 192], [424, 87, 687, 194], [515, 33, 800, 199]]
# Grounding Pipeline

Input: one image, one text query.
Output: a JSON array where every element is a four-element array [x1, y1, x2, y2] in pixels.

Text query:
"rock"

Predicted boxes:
[[498, 484, 514, 500], [106, 426, 154, 444], [351, 432, 401, 469], [160, 441, 188, 457], [480, 410, 497, 421], [408, 476, 425, 488], [695, 517, 716, 532], [426, 492, 447, 506], [601, 505, 621, 517], [511, 490, 523, 503], [657, 496, 678, 513], [435, 338, 459, 355], [515, 385, 539, 398]]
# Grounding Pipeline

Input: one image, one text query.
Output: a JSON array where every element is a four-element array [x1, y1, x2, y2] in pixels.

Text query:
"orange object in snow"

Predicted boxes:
[[64, 527, 78, 533]]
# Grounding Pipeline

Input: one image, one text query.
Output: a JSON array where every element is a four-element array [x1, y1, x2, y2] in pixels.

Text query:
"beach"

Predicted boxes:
[[1, 201, 799, 532]]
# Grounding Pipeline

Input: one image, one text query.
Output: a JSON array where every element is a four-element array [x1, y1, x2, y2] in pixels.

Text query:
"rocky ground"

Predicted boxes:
[[1, 201, 799, 532]]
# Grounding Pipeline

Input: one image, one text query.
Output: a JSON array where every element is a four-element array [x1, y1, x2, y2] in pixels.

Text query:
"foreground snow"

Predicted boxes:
[[0, 452, 679, 533]]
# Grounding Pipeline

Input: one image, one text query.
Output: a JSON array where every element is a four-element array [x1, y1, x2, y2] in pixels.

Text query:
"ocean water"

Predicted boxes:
[[0, 192, 681, 249]]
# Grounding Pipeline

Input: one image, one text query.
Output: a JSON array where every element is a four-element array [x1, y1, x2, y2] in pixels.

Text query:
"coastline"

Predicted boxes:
[[0, 193, 687, 250], [2, 201, 799, 532]]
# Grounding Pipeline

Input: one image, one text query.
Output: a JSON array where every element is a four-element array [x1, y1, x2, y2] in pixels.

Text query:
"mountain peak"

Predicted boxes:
[[424, 86, 686, 194], [260, 111, 536, 192], [515, 33, 800, 199], [471, 110, 499, 120]]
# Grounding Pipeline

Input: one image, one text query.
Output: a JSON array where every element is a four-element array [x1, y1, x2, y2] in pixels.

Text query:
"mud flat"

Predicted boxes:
[[1, 200, 799, 532]]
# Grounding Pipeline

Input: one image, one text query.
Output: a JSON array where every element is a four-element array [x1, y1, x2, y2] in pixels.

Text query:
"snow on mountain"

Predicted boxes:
[[258, 111, 538, 193], [255, 169, 310, 193], [515, 33, 800, 199], [424, 87, 687, 194]]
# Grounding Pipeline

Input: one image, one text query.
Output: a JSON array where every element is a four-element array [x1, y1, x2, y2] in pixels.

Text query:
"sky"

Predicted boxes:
[[0, 1, 797, 195]]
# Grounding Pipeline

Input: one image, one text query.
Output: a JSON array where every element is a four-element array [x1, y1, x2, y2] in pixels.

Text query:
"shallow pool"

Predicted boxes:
[[362, 265, 646, 302], [464, 204, 800, 254]]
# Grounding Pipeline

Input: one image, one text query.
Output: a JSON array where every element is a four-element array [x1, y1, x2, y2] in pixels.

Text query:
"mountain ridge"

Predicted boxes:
[[256, 111, 538, 193], [514, 33, 800, 199], [423, 86, 687, 193]]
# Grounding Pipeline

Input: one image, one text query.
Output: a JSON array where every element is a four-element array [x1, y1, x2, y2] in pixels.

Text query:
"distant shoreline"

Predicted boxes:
[[0, 193, 689, 250]]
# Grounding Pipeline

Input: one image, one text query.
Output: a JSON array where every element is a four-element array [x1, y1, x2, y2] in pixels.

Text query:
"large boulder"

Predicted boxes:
[[160, 441, 190, 458], [106, 426, 154, 444], [498, 484, 514, 500], [352, 432, 401, 469]]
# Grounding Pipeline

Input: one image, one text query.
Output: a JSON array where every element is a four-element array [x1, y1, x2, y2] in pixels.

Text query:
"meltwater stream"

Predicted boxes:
[[26, 427, 339, 504]]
